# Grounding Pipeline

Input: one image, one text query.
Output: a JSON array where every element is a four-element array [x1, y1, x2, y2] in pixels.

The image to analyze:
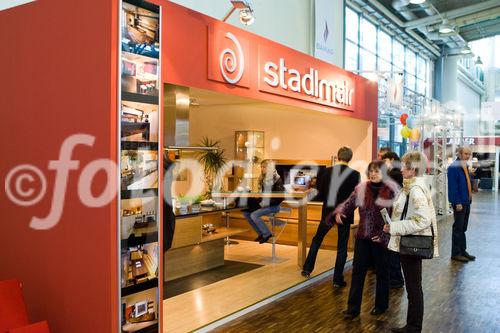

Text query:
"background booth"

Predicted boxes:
[[0, 1, 377, 333]]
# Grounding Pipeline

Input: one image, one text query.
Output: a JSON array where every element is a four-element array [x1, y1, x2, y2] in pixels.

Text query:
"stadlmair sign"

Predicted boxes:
[[208, 26, 356, 112], [261, 57, 354, 108]]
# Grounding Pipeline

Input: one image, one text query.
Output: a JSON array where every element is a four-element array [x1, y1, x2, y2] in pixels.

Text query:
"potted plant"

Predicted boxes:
[[197, 137, 227, 198], [177, 194, 190, 214], [191, 195, 203, 213]]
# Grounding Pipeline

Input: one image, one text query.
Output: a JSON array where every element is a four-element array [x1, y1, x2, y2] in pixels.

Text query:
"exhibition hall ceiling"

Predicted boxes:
[[376, 0, 500, 42]]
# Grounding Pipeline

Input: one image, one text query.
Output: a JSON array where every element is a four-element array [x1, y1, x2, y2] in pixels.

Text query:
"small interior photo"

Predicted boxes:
[[121, 101, 159, 142], [121, 2, 159, 58], [121, 197, 158, 240], [121, 287, 158, 332], [121, 242, 159, 290], [121, 52, 159, 96], [121, 150, 158, 191]]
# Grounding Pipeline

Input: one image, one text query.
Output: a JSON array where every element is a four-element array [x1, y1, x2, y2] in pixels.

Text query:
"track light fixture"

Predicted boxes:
[[222, 0, 255, 26], [460, 46, 471, 55], [438, 19, 454, 34]]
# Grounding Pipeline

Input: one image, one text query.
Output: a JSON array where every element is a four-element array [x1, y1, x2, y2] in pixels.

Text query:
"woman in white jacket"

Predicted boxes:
[[383, 151, 439, 333]]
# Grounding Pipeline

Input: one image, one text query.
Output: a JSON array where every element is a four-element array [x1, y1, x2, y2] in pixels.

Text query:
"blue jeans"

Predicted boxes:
[[243, 205, 281, 237]]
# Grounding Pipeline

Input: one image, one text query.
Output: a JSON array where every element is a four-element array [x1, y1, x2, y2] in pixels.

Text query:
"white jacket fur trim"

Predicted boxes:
[[388, 177, 439, 258]]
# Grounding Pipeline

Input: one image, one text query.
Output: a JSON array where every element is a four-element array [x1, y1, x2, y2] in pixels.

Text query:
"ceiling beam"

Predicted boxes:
[[356, 0, 441, 57], [403, 0, 500, 30]]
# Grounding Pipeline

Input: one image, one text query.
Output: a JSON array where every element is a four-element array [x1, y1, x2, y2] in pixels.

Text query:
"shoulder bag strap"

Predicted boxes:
[[401, 193, 410, 220], [402, 186, 435, 237]]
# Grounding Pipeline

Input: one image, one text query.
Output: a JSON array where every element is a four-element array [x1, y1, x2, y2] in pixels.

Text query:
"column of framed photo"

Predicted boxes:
[[119, 1, 161, 332]]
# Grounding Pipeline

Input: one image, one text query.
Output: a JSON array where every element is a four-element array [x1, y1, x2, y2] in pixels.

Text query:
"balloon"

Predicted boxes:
[[401, 126, 411, 139], [410, 128, 421, 142], [400, 113, 408, 125], [407, 116, 416, 128]]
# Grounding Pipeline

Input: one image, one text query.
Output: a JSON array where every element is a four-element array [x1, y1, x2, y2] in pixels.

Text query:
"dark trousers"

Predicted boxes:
[[347, 238, 389, 313], [389, 250, 404, 286], [400, 255, 423, 333], [452, 204, 471, 257], [302, 221, 350, 283]]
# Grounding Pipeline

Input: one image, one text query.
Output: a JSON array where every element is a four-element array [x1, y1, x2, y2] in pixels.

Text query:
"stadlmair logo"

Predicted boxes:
[[219, 32, 245, 84]]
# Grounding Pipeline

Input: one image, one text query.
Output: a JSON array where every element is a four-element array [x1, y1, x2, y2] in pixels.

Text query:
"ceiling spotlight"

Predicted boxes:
[[239, 7, 254, 25], [460, 46, 472, 54], [223, 0, 255, 25], [438, 19, 454, 34], [409, 0, 426, 4]]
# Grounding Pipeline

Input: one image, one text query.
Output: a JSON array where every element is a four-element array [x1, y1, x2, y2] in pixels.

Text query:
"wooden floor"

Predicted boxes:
[[212, 192, 500, 333], [163, 239, 352, 333]]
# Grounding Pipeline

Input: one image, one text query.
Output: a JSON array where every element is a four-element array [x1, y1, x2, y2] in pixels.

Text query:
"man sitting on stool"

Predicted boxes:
[[301, 147, 360, 287], [242, 160, 285, 244]]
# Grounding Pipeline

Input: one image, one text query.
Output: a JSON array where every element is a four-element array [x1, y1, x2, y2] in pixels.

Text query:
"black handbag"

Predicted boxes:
[[399, 193, 434, 259]]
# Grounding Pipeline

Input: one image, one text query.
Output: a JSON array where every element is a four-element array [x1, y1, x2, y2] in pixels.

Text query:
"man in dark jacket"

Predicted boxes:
[[301, 147, 360, 287], [448, 147, 475, 262]]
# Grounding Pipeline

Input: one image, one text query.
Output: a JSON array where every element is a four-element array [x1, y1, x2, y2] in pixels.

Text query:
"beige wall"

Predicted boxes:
[[169, 0, 314, 56], [189, 102, 373, 171]]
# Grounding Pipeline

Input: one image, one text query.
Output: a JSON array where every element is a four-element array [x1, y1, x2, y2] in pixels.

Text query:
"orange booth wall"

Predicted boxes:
[[0, 0, 119, 332]]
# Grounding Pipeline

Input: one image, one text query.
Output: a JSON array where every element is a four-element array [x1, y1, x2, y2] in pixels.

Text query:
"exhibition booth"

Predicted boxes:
[[156, 2, 377, 332]]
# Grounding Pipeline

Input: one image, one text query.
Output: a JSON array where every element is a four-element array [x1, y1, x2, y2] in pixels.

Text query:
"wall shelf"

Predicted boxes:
[[200, 227, 248, 243]]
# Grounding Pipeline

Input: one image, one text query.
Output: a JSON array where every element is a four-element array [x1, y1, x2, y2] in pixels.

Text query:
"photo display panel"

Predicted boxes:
[[120, 1, 161, 332]]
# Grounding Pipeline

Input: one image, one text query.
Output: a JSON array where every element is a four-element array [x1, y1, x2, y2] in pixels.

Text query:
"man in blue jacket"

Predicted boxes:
[[447, 146, 475, 262]]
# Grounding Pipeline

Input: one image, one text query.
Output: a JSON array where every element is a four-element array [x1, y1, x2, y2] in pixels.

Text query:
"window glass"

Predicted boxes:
[[345, 40, 359, 71], [393, 40, 404, 70], [346, 7, 359, 42], [417, 56, 426, 80], [360, 17, 377, 53], [417, 79, 426, 95], [378, 58, 391, 72], [360, 48, 376, 71], [405, 49, 416, 75], [378, 30, 392, 61], [406, 74, 416, 92]]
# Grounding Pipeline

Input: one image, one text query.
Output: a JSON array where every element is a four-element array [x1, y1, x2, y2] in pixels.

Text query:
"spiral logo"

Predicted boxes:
[[5, 164, 47, 206], [219, 32, 245, 84]]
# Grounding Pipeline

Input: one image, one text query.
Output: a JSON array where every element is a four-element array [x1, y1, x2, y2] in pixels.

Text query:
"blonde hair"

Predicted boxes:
[[457, 146, 472, 154], [401, 151, 428, 177]]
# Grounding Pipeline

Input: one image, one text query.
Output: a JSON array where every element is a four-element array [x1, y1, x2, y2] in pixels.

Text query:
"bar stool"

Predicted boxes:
[[268, 206, 292, 261]]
